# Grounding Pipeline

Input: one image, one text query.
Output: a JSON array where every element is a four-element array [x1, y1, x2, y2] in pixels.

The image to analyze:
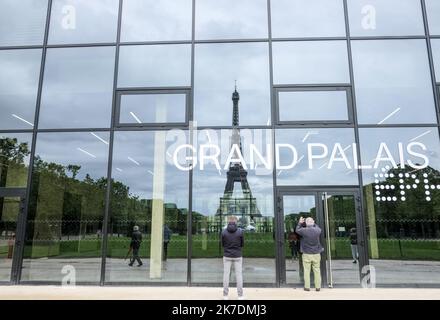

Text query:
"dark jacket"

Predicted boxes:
[[221, 223, 244, 258], [164, 225, 172, 243], [349, 229, 357, 245], [130, 230, 142, 249], [295, 223, 323, 254]]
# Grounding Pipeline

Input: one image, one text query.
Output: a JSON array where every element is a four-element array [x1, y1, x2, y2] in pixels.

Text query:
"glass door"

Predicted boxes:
[[278, 188, 363, 287], [0, 188, 26, 283], [322, 191, 362, 287]]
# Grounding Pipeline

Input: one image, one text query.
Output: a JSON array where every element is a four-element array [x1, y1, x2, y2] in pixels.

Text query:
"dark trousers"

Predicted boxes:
[[163, 241, 169, 261], [130, 247, 142, 265], [290, 245, 299, 259]]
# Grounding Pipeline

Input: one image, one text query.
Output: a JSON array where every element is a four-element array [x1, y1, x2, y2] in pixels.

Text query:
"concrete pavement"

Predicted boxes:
[[0, 286, 439, 300]]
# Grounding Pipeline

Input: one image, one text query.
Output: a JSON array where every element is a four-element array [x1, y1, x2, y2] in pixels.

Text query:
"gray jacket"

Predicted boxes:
[[221, 223, 244, 258], [295, 223, 323, 254]]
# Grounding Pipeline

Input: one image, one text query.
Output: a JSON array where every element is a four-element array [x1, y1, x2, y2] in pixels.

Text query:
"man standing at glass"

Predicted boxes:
[[295, 217, 323, 291], [129, 225, 143, 267]]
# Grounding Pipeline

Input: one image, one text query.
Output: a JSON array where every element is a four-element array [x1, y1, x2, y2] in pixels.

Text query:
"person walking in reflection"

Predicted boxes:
[[129, 225, 143, 267], [350, 227, 359, 263], [222, 215, 245, 300], [296, 217, 323, 292], [163, 224, 172, 262]]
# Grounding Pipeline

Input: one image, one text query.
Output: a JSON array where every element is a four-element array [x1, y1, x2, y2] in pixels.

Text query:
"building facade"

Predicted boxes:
[[1, 0, 440, 287]]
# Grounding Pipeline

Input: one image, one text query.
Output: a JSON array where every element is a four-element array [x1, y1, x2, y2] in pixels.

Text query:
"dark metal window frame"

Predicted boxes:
[[115, 87, 191, 128], [274, 85, 354, 126]]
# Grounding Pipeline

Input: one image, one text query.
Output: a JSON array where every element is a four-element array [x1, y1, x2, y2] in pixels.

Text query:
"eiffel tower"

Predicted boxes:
[[217, 85, 261, 225]]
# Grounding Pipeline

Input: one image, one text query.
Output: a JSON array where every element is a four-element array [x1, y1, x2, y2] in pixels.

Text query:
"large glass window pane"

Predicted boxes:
[[194, 43, 271, 126], [0, 0, 47, 46], [105, 130, 189, 283], [0, 133, 32, 188], [426, 0, 440, 35], [21, 132, 109, 283], [348, 0, 425, 36], [118, 92, 187, 125], [432, 40, 440, 81], [38, 47, 115, 129], [277, 88, 350, 123], [352, 40, 436, 125], [191, 129, 275, 284], [118, 44, 191, 88], [121, 0, 192, 42], [0, 49, 42, 130], [272, 41, 350, 85], [275, 128, 358, 186], [48, 0, 119, 44], [271, 0, 346, 38], [195, 0, 268, 40], [359, 128, 440, 285]]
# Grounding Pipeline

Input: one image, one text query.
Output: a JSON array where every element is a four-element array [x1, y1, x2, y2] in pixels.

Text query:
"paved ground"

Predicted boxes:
[[0, 286, 439, 300], [2, 258, 438, 285]]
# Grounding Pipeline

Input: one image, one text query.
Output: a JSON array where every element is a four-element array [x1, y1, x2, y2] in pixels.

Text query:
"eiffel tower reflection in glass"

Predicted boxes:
[[216, 84, 262, 231]]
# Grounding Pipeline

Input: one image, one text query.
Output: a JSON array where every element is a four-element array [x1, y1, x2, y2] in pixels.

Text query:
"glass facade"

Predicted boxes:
[[1, 0, 440, 288]]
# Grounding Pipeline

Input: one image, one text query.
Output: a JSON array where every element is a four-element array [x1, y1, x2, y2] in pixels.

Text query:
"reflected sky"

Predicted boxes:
[[194, 43, 270, 126], [426, 0, 440, 35], [48, 0, 118, 44], [0, 0, 47, 46], [283, 195, 316, 216], [272, 41, 350, 85], [271, 0, 346, 38], [278, 89, 349, 122], [119, 93, 186, 124], [195, 0, 268, 40], [34, 132, 110, 181], [38, 47, 115, 129], [432, 39, 440, 81], [118, 44, 191, 88], [121, 0, 192, 42], [112, 131, 189, 210], [359, 128, 440, 185], [0, 49, 41, 130], [275, 128, 358, 186], [352, 40, 436, 125], [347, 0, 425, 36]]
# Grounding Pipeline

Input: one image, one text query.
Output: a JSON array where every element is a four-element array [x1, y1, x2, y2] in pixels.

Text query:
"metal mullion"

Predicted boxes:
[[349, 35, 427, 41], [0, 130, 34, 134], [46, 42, 116, 49], [0, 45, 43, 50], [12, 0, 53, 285], [343, 0, 369, 285], [100, 0, 124, 286], [119, 40, 192, 46], [421, 0, 440, 130], [187, 0, 196, 287], [272, 37, 347, 42], [357, 124, 439, 129], [266, 0, 281, 287], [36, 128, 111, 133], [117, 86, 191, 92], [273, 83, 351, 89], [195, 38, 269, 44]]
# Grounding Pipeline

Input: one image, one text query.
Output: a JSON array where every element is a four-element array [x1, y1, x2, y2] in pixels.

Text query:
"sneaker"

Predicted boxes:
[[137, 263, 143, 267], [316, 288, 321, 292], [238, 296, 246, 300], [128, 264, 133, 267], [223, 296, 229, 300], [352, 260, 357, 264], [304, 288, 310, 292]]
